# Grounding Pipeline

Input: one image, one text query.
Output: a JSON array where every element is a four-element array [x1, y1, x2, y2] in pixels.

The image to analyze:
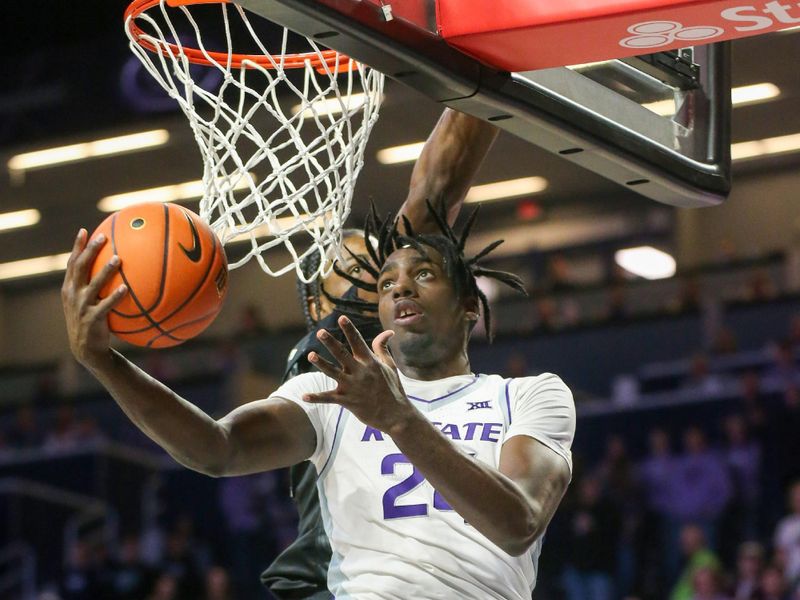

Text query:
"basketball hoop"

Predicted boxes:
[[124, 0, 384, 282]]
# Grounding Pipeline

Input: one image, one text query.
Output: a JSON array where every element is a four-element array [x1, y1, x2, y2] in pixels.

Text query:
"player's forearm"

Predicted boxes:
[[85, 349, 231, 476], [399, 109, 498, 233], [389, 414, 540, 556]]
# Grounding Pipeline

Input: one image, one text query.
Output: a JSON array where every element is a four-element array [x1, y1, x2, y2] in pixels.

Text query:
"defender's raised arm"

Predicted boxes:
[[398, 109, 498, 234]]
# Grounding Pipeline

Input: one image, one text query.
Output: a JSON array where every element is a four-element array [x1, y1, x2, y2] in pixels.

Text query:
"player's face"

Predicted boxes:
[[376, 246, 477, 363], [314, 235, 377, 320]]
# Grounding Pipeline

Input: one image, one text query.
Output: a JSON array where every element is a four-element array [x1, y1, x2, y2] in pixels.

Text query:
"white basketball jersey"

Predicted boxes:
[[271, 370, 575, 600]]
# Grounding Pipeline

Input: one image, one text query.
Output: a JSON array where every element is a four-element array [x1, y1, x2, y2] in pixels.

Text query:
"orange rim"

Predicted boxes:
[[125, 0, 356, 72]]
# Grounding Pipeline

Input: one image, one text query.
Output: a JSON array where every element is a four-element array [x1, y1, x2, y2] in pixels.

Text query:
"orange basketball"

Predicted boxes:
[[89, 202, 228, 348]]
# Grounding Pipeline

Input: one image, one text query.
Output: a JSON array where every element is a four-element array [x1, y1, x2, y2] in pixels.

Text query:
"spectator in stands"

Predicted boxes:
[[60, 539, 99, 600], [103, 533, 154, 600], [637, 428, 679, 595], [546, 253, 575, 291], [691, 565, 731, 600], [719, 414, 761, 561], [145, 573, 179, 600], [639, 428, 677, 516], [670, 277, 703, 314], [219, 473, 275, 598], [681, 354, 729, 397], [561, 297, 583, 327], [740, 372, 765, 421], [665, 427, 731, 575], [773, 388, 800, 490], [711, 327, 739, 356], [732, 542, 765, 600], [74, 416, 107, 447], [594, 435, 642, 596], [670, 524, 722, 600], [774, 481, 800, 591], [43, 405, 81, 452], [6, 404, 43, 450], [561, 475, 621, 600], [743, 269, 777, 303], [604, 283, 628, 322], [534, 297, 559, 332], [204, 566, 233, 600], [759, 565, 790, 600], [161, 518, 205, 600], [788, 315, 800, 350], [764, 341, 800, 391]]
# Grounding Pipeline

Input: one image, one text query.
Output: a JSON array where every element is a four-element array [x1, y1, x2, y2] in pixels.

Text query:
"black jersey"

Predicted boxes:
[[262, 296, 382, 600]]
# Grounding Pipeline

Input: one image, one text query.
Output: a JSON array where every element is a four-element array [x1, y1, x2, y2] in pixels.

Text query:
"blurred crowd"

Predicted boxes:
[[534, 358, 800, 600], [525, 251, 783, 335], [35, 475, 298, 600]]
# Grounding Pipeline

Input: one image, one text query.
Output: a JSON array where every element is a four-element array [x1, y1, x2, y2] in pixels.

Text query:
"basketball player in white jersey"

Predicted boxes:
[[62, 186, 574, 600], [267, 109, 499, 599]]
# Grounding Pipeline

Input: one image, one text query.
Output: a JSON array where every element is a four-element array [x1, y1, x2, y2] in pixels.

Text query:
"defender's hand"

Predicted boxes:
[[304, 315, 418, 434], [61, 229, 128, 368]]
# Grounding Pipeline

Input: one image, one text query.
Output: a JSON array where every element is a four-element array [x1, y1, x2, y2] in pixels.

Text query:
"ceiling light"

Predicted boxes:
[[292, 93, 372, 118], [732, 132, 800, 161], [98, 176, 253, 212], [0, 252, 71, 282], [465, 177, 548, 203], [0, 209, 41, 232], [615, 246, 676, 280], [7, 130, 170, 177], [732, 82, 781, 105], [376, 142, 425, 165], [643, 82, 781, 116]]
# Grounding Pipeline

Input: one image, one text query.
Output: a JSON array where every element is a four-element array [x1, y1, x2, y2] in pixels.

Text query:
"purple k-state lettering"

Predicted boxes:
[[480, 423, 503, 442], [362, 422, 503, 442], [361, 426, 385, 441]]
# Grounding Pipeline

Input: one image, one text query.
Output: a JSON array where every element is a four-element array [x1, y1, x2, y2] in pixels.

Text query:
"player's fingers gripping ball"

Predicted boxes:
[[89, 202, 228, 348]]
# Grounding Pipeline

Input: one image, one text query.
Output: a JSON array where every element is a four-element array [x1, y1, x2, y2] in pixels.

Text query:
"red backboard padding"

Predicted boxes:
[[436, 0, 799, 71]]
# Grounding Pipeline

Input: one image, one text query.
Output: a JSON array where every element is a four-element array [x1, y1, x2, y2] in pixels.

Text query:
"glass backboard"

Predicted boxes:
[[236, 0, 731, 208]]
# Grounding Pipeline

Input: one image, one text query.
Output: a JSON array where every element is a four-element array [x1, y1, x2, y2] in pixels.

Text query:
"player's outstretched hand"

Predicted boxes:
[[304, 315, 417, 434], [61, 229, 128, 368]]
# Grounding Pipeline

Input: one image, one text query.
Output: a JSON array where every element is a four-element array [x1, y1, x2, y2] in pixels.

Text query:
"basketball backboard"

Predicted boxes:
[[234, 0, 731, 208]]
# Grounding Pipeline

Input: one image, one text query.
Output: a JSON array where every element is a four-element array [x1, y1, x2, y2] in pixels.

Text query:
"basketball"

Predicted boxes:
[[89, 202, 229, 348]]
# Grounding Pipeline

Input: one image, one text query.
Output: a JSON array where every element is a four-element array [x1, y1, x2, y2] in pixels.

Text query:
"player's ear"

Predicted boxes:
[[310, 286, 335, 322], [307, 294, 320, 322], [463, 295, 480, 324]]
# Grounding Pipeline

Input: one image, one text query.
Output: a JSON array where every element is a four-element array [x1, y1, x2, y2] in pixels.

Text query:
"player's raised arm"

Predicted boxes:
[[62, 229, 316, 477], [397, 108, 498, 233]]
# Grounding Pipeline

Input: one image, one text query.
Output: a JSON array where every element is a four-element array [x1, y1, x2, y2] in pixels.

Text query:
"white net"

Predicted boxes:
[[125, 0, 384, 281]]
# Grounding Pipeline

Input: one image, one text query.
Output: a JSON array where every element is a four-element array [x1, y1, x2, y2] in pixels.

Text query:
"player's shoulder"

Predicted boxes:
[[506, 372, 573, 404]]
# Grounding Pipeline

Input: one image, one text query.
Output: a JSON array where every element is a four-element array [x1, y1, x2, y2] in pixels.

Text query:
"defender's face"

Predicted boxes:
[[314, 235, 377, 319], [376, 247, 476, 357]]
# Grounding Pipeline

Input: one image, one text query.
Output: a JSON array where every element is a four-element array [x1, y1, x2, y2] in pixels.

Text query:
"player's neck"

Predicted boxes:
[[394, 350, 471, 381]]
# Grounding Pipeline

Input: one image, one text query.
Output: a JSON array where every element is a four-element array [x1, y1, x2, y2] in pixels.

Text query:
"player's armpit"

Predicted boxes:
[[216, 398, 317, 477], [498, 435, 571, 548]]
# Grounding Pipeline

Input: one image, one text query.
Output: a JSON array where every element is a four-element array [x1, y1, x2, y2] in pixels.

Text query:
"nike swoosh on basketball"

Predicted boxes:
[[178, 212, 202, 263]]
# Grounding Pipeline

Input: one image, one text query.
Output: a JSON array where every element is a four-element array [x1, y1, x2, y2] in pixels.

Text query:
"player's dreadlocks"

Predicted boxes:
[[296, 228, 369, 333], [325, 202, 527, 341]]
